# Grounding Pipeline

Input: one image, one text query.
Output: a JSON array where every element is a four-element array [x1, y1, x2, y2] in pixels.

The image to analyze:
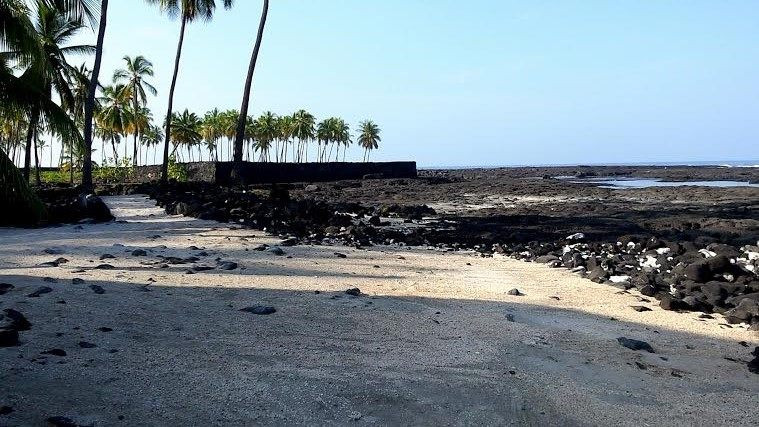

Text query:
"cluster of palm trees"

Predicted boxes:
[[170, 109, 380, 164], [1, 0, 383, 191]]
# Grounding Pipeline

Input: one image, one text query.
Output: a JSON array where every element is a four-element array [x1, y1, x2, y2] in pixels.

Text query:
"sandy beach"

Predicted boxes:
[[0, 195, 757, 425]]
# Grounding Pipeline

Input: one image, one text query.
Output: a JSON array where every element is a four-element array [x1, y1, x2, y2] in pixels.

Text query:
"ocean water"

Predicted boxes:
[[420, 160, 759, 170], [566, 177, 759, 189]]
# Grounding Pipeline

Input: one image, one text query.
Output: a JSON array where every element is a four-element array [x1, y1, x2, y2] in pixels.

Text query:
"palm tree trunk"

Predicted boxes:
[[232, 0, 269, 174], [161, 15, 188, 182], [33, 132, 41, 186], [132, 89, 140, 166], [111, 136, 118, 164], [23, 107, 40, 182], [69, 142, 74, 184], [82, 0, 109, 190]]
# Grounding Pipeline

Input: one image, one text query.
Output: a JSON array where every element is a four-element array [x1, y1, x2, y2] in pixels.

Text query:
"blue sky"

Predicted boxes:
[[74, 0, 759, 166]]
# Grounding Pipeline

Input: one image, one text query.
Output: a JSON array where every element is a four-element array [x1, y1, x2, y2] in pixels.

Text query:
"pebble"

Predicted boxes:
[[617, 337, 655, 353], [27, 286, 53, 298], [345, 288, 362, 297], [217, 261, 238, 271], [239, 306, 277, 315], [507, 288, 522, 296], [89, 285, 105, 295]]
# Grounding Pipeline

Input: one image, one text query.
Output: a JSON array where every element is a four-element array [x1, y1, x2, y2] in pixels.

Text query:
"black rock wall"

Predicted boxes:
[[214, 162, 418, 184]]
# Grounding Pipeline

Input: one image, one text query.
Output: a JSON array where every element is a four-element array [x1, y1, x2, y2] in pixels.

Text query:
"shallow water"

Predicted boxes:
[[560, 177, 759, 189]]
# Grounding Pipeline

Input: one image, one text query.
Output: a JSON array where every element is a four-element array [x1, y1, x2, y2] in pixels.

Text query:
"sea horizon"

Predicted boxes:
[[418, 160, 759, 170]]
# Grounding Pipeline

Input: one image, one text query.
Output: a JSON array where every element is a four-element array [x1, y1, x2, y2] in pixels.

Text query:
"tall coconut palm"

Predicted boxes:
[[126, 106, 152, 165], [146, 0, 233, 181], [276, 115, 293, 163], [219, 109, 238, 160], [97, 83, 131, 163], [81, 0, 107, 190], [8, 2, 93, 181], [254, 111, 276, 162], [334, 118, 351, 162], [113, 55, 157, 165], [315, 118, 331, 162], [201, 108, 223, 161], [141, 123, 163, 165], [358, 120, 380, 162], [170, 109, 202, 162], [291, 109, 314, 163], [232, 0, 268, 170]]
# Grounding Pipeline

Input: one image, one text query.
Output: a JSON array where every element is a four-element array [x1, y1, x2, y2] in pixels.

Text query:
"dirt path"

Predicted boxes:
[[1, 195, 757, 426]]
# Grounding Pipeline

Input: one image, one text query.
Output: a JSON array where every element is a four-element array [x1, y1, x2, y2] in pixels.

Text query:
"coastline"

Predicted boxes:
[[0, 195, 757, 425]]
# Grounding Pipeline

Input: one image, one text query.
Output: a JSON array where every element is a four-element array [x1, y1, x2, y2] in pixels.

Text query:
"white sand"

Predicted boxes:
[[1, 195, 757, 425]]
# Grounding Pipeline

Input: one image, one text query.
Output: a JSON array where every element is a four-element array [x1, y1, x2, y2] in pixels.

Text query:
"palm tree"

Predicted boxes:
[[0, 0, 92, 223], [170, 109, 202, 162], [141, 123, 163, 165], [254, 111, 276, 162], [97, 83, 131, 164], [113, 55, 157, 165], [201, 108, 223, 161], [81, 0, 108, 190], [7, 2, 93, 181], [220, 109, 238, 160], [126, 106, 152, 165], [358, 120, 381, 162], [334, 118, 351, 162], [316, 118, 331, 162], [232, 0, 268, 170], [291, 109, 314, 162], [146, 0, 233, 181], [276, 115, 293, 163]]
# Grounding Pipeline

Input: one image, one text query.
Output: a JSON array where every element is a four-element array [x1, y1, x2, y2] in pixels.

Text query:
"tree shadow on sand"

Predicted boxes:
[[0, 272, 757, 426]]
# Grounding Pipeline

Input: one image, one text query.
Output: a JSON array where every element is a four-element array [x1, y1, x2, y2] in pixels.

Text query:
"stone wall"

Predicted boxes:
[[215, 161, 418, 184], [126, 161, 417, 184]]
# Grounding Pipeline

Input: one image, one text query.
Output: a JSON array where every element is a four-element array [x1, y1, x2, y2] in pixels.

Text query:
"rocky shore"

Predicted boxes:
[[108, 165, 759, 331]]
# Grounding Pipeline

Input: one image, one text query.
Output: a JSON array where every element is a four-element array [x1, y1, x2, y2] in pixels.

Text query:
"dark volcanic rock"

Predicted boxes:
[[345, 288, 363, 296], [617, 337, 655, 353], [78, 341, 97, 348], [95, 264, 115, 270], [0, 328, 19, 347], [132, 249, 148, 256], [217, 261, 238, 271], [748, 347, 759, 374], [724, 299, 759, 324], [27, 286, 53, 298], [631, 306, 652, 312], [660, 295, 688, 311], [683, 261, 711, 283], [0, 283, 14, 295], [46, 416, 79, 427], [89, 285, 105, 295], [41, 348, 67, 356], [507, 288, 523, 296], [240, 305, 276, 315], [3, 309, 31, 331]]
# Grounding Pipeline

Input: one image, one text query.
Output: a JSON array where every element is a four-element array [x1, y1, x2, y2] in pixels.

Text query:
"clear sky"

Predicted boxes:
[[72, 0, 759, 167]]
